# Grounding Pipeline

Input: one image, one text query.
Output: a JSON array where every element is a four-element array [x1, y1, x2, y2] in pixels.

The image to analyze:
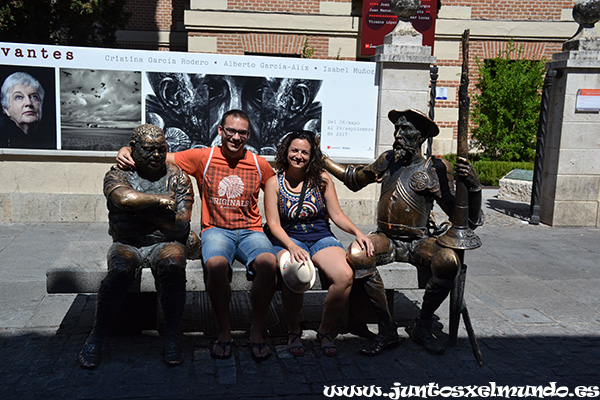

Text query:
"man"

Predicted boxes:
[[79, 124, 194, 369], [323, 109, 483, 356], [118, 109, 277, 361]]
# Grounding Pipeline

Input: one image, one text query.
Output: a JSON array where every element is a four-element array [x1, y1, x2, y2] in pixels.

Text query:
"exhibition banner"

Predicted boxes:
[[360, 0, 438, 56], [0, 42, 378, 159]]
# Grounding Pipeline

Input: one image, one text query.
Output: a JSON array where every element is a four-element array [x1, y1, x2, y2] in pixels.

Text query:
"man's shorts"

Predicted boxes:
[[201, 227, 277, 278], [271, 235, 344, 258]]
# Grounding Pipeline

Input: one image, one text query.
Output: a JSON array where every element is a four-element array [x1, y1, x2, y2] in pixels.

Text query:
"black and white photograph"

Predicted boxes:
[[60, 68, 142, 151], [146, 72, 323, 155], [1, 44, 378, 158], [0, 65, 56, 149]]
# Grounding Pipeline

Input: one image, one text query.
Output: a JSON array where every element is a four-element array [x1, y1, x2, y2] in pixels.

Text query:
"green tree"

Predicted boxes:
[[470, 41, 545, 161], [0, 0, 130, 47]]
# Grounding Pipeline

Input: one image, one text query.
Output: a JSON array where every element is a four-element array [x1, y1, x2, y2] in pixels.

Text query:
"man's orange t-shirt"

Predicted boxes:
[[174, 146, 274, 232]]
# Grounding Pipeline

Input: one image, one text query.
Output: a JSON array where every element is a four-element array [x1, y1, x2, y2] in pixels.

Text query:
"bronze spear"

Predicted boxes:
[[437, 29, 481, 251], [436, 29, 484, 366]]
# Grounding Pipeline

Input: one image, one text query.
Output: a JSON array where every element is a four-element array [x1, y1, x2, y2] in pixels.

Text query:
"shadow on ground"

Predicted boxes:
[[486, 198, 531, 222], [0, 292, 598, 400]]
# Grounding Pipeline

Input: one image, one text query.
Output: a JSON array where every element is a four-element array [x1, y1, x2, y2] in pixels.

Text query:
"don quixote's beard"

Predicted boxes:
[[393, 143, 418, 163]]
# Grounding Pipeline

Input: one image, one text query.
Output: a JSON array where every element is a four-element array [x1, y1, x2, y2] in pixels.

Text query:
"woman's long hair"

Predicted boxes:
[[275, 130, 325, 191]]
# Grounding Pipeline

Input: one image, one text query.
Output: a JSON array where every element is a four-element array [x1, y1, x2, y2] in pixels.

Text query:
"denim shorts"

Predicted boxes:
[[201, 227, 276, 277], [272, 235, 344, 258]]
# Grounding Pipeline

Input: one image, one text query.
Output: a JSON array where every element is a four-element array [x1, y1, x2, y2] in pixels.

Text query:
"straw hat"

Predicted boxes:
[[278, 251, 316, 294]]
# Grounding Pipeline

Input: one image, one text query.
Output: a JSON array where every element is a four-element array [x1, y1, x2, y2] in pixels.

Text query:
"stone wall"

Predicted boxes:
[[539, 45, 600, 227], [0, 154, 379, 224]]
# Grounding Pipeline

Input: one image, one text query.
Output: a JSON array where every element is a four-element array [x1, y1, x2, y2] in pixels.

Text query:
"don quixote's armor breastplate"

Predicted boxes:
[[377, 158, 439, 240]]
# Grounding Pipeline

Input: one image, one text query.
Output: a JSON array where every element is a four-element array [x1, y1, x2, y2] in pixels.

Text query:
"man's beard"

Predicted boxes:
[[393, 142, 417, 163]]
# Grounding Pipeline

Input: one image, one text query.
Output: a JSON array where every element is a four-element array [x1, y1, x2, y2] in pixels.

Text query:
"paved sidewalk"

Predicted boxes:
[[0, 189, 599, 399]]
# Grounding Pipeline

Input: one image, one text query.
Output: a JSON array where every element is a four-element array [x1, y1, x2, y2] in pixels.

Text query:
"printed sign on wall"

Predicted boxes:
[[576, 89, 600, 112], [0, 42, 378, 159], [360, 0, 438, 56]]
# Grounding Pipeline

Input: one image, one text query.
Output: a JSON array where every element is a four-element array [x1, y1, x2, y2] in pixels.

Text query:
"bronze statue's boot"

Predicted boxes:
[[359, 271, 401, 356], [163, 333, 183, 366], [155, 262, 186, 366], [359, 329, 402, 356], [79, 267, 134, 369], [408, 317, 445, 355], [79, 335, 103, 369], [407, 280, 451, 355]]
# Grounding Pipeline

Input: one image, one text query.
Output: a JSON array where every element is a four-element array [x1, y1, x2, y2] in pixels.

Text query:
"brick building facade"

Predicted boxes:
[[116, 0, 581, 154]]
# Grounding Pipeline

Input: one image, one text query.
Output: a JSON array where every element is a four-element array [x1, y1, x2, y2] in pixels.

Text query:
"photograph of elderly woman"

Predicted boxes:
[[0, 66, 56, 149]]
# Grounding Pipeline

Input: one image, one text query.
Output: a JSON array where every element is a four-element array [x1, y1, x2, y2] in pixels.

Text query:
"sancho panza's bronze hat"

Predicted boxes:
[[388, 109, 439, 138]]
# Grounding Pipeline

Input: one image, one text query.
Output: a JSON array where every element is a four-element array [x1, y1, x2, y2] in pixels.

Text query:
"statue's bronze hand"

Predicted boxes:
[[159, 195, 177, 212], [316, 133, 329, 160], [455, 156, 481, 189]]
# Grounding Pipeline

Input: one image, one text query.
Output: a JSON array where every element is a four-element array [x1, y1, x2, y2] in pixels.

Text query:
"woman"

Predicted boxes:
[[1, 71, 51, 149], [264, 130, 374, 356]]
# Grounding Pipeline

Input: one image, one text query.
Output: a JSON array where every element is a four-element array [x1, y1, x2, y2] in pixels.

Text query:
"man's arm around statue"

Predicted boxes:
[[116, 109, 278, 362]]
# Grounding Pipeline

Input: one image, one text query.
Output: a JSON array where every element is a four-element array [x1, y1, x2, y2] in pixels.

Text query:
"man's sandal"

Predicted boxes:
[[316, 332, 337, 357], [250, 342, 271, 362], [287, 332, 305, 357], [210, 340, 232, 359]]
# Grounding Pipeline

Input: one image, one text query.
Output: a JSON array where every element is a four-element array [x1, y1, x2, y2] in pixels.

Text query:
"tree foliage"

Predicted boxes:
[[0, 0, 130, 47], [470, 41, 545, 161]]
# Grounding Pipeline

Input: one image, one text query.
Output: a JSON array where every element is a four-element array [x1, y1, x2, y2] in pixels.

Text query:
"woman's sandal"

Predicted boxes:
[[316, 331, 337, 357], [210, 340, 232, 360], [287, 332, 305, 357]]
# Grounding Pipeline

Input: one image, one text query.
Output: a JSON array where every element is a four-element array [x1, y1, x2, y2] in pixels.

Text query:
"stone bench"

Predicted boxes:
[[45, 239, 475, 361], [46, 240, 419, 332], [46, 241, 419, 294]]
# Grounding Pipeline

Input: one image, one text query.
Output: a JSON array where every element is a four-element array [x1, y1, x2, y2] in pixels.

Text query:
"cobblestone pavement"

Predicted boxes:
[[0, 190, 599, 399]]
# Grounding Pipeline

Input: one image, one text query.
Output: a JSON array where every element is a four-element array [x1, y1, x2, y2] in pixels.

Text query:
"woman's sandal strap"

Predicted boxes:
[[317, 332, 337, 356], [288, 332, 303, 342], [287, 332, 305, 356]]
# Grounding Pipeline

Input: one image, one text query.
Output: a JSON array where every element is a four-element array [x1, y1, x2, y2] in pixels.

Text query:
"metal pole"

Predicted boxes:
[[437, 30, 484, 366], [530, 69, 559, 224], [437, 29, 481, 251]]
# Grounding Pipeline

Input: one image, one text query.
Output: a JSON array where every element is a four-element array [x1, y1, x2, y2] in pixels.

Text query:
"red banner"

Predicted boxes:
[[360, 0, 438, 56]]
